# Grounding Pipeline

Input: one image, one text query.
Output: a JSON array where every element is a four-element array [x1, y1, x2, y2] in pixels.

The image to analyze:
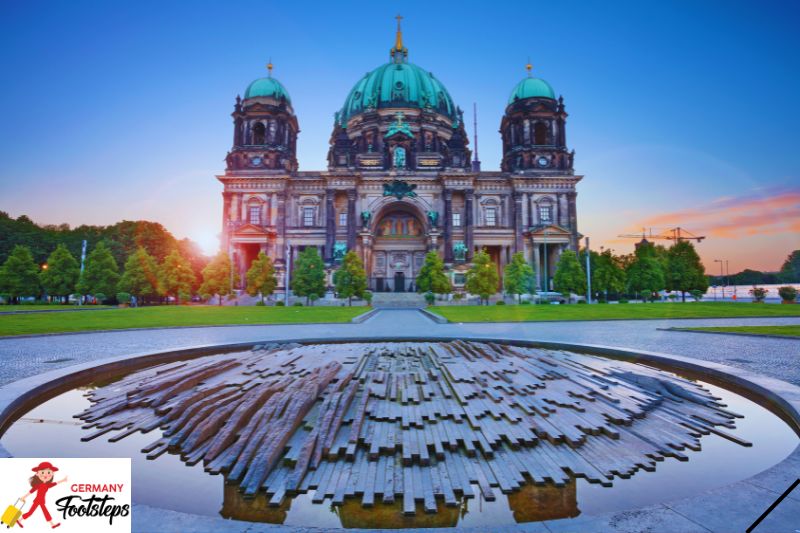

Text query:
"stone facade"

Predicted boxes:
[[217, 27, 582, 295]]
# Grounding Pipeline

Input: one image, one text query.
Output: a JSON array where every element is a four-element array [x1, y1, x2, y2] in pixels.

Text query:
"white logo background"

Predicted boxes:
[[0, 458, 131, 533]]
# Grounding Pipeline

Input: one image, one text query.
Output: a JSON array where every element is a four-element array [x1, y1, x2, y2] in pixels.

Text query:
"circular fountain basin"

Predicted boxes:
[[0, 338, 797, 530]]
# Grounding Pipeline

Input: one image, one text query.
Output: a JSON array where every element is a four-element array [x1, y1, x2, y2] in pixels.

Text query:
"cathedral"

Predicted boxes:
[[218, 19, 582, 295]]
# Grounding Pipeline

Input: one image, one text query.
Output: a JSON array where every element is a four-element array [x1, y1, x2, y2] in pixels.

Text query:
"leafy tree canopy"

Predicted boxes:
[[553, 249, 586, 298], [0, 245, 41, 301], [76, 241, 120, 298], [665, 241, 708, 301], [199, 251, 236, 305], [465, 249, 499, 304], [779, 250, 800, 283], [503, 252, 534, 302], [40, 244, 79, 301], [246, 252, 277, 303], [291, 247, 326, 305], [333, 251, 367, 305], [416, 251, 452, 295], [159, 248, 197, 303]]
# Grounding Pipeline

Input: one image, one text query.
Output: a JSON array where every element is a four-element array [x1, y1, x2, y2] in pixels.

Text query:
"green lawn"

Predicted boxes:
[[429, 302, 800, 323], [0, 305, 366, 337], [0, 304, 115, 312], [683, 325, 800, 338]]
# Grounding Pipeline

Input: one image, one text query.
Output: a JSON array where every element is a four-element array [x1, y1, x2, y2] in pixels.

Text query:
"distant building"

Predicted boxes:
[[218, 19, 582, 294]]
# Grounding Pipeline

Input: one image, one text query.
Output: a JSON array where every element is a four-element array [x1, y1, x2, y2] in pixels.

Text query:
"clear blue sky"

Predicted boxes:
[[1, 0, 798, 270]]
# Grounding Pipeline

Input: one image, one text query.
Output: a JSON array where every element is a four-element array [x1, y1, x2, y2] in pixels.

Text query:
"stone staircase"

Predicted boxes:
[[371, 292, 427, 309]]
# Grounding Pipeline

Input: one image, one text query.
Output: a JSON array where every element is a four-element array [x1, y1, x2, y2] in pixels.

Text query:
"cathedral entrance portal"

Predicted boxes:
[[370, 205, 427, 292], [394, 272, 406, 292]]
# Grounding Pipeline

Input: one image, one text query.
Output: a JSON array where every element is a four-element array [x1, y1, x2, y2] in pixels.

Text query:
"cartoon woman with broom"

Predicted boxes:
[[16, 461, 67, 529]]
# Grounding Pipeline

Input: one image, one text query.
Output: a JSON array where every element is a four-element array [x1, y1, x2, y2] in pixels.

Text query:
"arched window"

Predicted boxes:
[[534, 122, 548, 145], [252, 122, 266, 145]]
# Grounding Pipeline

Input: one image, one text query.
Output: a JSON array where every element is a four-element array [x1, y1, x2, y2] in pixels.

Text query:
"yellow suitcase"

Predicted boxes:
[[1, 499, 22, 528]]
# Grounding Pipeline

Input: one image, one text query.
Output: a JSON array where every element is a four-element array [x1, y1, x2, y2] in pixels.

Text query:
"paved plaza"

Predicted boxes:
[[0, 310, 798, 388]]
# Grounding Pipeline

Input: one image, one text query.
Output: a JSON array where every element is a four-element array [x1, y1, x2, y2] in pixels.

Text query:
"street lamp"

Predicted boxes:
[[714, 259, 724, 300]]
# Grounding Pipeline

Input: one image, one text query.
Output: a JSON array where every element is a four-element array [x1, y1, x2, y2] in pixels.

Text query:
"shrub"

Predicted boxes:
[[778, 286, 797, 303], [749, 286, 767, 303], [453, 292, 464, 301], [668, 293, 679, 301], [292, 301, 303, 306], [363, 291, 373, 305], [618, 298, 629, 304], [495, 300, 506, 305], [577, 300, 587, 304], [94, 293, 106, 304], [520, 300, 531, 305], [255, 300, 265, 306], [308, 293, 319, 306], [275, 300, 285, 306], [424, 292, 435, 305], [116, 292, 132, 304], [689, 289, 704, 302]]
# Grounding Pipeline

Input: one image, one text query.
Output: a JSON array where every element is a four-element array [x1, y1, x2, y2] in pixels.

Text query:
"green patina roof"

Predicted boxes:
[[244, 77, 291, 103], [339, 61, 457, 125], [508, 77, 556, 103]]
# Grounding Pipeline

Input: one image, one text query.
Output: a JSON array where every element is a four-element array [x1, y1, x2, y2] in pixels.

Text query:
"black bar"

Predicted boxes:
[[746, 478, 799, 533]]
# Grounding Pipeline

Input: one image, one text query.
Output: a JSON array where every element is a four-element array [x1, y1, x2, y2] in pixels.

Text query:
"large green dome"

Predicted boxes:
[[339, 61, 457, 125], [508, 77, 556, 103], [244, 77, 291, 103]]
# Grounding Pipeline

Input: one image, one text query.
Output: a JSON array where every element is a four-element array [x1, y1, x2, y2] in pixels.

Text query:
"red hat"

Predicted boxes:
[[31, 461, 58, 472]]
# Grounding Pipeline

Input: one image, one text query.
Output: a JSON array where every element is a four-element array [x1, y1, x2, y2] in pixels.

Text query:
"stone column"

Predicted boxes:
[[325, 188, 335, 263], [276, 192, 286, 262], [513, 192, 524, 254], [270, 193, 277, 226], [347, 189, 357, 251], [465, 188, 474, 260], [443, 189, 453, 262], [568, 191, 578, 251], [533, 243, 541, 290], [221, 192, 231, 249]]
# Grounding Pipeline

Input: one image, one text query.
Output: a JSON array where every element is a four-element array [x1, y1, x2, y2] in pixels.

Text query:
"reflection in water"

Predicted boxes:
[[221, 479, 577, 528], [1, 355, 797, 529]]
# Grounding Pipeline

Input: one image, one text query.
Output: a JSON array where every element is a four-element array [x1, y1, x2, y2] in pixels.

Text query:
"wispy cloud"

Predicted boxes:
[[632, 186, 800, 239]]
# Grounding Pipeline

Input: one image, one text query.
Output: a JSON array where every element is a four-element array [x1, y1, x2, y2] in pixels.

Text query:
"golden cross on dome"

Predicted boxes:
[[266, 58, 273, 77], [526, 57, 533, 77], [395, 14, 404, 50]]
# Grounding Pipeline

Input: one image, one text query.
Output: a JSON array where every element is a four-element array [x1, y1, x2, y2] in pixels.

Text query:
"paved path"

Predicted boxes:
[[0, 310, 799, 387]]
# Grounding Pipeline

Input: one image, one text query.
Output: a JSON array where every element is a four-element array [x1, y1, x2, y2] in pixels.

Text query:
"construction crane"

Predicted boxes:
[[617, 227, 706, 243]]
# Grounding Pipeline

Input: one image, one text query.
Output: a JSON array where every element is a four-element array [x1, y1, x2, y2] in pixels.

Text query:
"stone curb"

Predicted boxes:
[[659, 326, 800, 340], [418, 308, 448, 323], [351, 307, 380, 323], [0, 336, 798, 532]]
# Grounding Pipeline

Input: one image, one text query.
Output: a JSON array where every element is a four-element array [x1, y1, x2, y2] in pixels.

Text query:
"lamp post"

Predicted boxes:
[[543, 228, 549, 292], [585, 237, 592, 304]]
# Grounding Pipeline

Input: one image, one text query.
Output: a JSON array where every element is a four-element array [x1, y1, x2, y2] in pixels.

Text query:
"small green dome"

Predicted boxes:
[[339, 62, 457, 125], [244, 77, 291, 103], [508, 77, 555, 103]]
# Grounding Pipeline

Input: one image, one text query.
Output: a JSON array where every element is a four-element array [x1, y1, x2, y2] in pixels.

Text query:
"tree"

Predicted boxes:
[[245, 252, 277, 304], [665, 241, 708, 302], [779, 250, 800, 283], [199, 251, 236, 306], [160, 248, 197, 304], [591, 249, 626, 300], [503, 252, 534, 303], [76, 241, 119, 301], [626, 243, 665, 301], [333, 251, 367, 306], [553, 249, 586, 301], [465, 249, 499, 305], [291, 247, 326, 305], [118, 247, 160, 304], [40, 244, 79, 303], [416, 251, 452, 295], [0, 245, 40, 303]]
